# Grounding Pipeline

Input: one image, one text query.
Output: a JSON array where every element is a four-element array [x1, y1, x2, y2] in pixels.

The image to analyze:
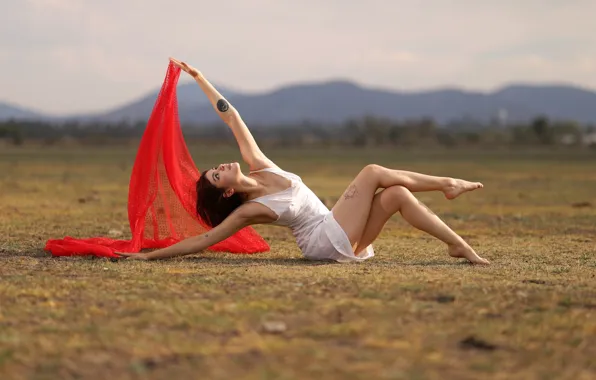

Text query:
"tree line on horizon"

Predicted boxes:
[[0, 116, 595, 149]]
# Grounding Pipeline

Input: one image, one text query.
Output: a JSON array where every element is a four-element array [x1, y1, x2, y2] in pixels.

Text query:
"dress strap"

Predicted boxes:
[[250, 167, 280, 174]]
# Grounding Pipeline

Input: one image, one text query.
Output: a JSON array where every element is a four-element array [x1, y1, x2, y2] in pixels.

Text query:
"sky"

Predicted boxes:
[[1, 0, 595, 115]]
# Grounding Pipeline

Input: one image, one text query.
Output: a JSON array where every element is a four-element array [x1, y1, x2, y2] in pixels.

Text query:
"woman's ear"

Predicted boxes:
[[223, 188, 235, 198]]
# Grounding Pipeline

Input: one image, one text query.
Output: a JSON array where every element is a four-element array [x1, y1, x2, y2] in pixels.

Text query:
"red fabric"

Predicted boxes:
[[45, 63, 270, 258]]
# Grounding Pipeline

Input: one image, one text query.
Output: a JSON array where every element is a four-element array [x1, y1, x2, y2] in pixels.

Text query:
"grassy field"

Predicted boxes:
[[1, 145, 595, 380]]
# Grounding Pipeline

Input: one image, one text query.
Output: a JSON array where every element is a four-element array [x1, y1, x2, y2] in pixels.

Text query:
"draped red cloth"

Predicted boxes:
[[45, 63, 270, 258]]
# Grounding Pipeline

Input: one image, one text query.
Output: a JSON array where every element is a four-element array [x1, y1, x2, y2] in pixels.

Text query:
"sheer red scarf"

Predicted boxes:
[[45, 63, 270, 258]]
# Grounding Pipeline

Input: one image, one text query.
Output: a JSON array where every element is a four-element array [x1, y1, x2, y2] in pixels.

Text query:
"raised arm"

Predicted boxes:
[[170, 57, 277, 171]]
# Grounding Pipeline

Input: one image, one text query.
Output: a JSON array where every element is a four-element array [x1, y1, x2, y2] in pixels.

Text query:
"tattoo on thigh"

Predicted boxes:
[[217, 99, 230, 112], [344, 184, 359, 200], [417, 200, 436, 216]]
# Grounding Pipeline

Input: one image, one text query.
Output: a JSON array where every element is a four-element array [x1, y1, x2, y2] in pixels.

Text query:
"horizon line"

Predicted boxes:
[[1, 78, 594, 118]]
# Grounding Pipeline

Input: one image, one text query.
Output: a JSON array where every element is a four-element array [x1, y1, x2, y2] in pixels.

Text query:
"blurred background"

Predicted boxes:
[[1, 0, 595, 149], [2, 3, 596, 379]]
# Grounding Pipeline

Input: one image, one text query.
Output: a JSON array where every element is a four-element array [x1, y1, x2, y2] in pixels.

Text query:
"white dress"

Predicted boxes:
[[247, 167, 374, 263]]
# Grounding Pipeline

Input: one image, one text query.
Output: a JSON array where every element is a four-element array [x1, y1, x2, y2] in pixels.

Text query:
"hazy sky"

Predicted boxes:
[[1, 0, 595, 115]]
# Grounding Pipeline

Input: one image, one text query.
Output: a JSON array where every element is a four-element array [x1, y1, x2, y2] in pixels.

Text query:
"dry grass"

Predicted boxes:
[[1, 145, 595, 380]]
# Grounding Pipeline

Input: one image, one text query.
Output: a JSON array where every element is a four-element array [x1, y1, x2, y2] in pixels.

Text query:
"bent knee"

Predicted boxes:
[[360, 164, 383, 178], [384, 185, 411, 200], [377, 185, 411, 213]]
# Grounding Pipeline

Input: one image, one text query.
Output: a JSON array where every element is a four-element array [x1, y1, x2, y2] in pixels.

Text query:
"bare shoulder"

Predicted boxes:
[[199, 202, 275, 248], [235, 201, 278, 224], [205, 203, 275, 242]]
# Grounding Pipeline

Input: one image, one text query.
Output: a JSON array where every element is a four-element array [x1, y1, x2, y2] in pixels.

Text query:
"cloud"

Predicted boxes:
[[0, 0, 595, 113]]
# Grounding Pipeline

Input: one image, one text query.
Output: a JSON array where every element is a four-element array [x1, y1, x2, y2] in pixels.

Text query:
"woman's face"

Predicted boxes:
[[205, 162, 242, 190]]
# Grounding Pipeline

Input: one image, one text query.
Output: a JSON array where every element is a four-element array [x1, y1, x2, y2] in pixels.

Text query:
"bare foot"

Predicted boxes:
[[443, 179, 483, 200], [448, 244, 490, 265]]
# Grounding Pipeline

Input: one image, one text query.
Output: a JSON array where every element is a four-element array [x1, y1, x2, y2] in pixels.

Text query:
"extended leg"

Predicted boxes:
[[353, 185, 489, 265], [332, 164, 483, 248], [372, 165, 483, 199]]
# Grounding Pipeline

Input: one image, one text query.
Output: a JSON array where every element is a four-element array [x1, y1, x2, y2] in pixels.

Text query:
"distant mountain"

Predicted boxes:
[[82, 81, 596, 126], [180, 82, 521, 125], [62, 82, 244, 124], [3, 81, 596, 126], [493, 84, 596, 124], [0, 102, 43, 120]]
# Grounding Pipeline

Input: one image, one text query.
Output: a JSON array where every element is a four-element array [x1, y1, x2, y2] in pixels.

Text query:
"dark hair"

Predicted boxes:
[[195, 171, 244, 227]]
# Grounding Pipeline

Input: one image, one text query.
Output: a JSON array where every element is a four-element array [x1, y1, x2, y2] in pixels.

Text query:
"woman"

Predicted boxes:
[[117, 58, 489, 265]]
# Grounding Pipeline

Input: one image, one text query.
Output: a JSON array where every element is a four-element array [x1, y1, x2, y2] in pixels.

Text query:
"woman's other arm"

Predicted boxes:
[[117, 203, 267, 260]]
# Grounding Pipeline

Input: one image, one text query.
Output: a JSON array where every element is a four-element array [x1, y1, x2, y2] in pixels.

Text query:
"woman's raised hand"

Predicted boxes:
[[169, 57, 201, 78]]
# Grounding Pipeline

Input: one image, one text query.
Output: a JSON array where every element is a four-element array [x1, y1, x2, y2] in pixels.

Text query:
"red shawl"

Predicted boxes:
[[45, 63, 270, 258]]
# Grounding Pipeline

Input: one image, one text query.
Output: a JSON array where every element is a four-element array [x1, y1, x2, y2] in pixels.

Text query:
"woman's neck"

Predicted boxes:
[[235, 174, 266, 200]]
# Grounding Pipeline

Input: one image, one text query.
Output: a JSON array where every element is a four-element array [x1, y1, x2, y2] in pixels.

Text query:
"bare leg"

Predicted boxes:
[[352, 187, 400, 253], [332, 165, 488, 264], [373, 166, 483, 199], [333, 165, 483, 248], [353, 185, 489, 265]]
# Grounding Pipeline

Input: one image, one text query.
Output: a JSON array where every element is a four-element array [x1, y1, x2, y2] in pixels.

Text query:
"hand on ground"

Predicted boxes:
[[115, 252, 149, 260]]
